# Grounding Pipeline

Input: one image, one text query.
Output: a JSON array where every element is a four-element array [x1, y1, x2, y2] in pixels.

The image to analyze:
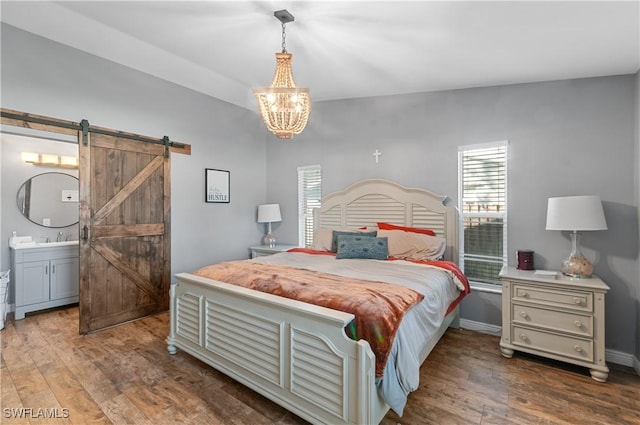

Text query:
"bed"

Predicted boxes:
[[167, 179, 468, 424]]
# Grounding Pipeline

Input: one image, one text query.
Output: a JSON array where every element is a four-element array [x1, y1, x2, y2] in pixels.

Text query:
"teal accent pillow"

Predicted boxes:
[[331, 230, 377, 252], [336, 235, 389, 260]]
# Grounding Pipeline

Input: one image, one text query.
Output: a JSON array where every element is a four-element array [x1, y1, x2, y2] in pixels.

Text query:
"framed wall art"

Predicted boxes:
[[205, 168, 230, 203]]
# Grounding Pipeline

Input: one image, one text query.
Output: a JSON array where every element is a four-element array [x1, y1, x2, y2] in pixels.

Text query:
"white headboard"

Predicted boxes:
[[314, 179, 459, 263]]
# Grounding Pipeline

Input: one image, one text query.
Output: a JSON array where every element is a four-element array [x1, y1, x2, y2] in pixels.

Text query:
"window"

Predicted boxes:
[[458, 141, 507, 287], [297, 165, 322, 248]]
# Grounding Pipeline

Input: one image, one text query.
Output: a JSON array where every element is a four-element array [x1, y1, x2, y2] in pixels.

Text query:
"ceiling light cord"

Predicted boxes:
[[281, 22, 287, 53]]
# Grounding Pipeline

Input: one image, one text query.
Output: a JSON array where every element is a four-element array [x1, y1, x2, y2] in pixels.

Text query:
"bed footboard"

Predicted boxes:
[[167, 272, 388, 425]]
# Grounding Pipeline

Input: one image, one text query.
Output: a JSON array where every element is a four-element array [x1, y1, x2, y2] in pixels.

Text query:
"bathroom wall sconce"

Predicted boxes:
[[21, 152, 79, 169]]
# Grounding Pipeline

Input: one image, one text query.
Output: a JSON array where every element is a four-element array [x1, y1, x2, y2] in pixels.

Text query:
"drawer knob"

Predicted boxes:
[[574, 345, 583, 353], [574, 320, 582, 328], [519, 333, 528, 341], [573, 298, 582, 305], [521, 292, 529, 298], [519, 311, 529, 319]]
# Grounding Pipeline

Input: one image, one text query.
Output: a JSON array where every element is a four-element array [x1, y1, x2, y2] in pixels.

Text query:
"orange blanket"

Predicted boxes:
[[194, 261, 424, 377]]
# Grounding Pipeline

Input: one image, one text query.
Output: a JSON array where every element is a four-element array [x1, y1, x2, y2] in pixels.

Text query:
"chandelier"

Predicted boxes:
[[254, 10, 310, 139]]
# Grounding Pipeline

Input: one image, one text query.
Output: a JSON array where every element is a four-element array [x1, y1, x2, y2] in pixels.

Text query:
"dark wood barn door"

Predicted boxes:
[[78, 130, 171, 333], [0, 108, 189, 334]]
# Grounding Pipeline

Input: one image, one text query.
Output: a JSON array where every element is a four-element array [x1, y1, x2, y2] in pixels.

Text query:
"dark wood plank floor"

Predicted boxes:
[[1, 306, 638, 425]]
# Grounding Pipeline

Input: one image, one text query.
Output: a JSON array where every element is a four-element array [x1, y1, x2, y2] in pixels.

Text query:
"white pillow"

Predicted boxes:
[[377, 229, 446, 261], [313, 228, 342, 251]]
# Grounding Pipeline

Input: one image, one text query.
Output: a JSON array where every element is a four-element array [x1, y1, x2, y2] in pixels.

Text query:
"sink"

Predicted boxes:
[[11, 240, 79, 249], [35, 240, 79, 247], [10, 237, 79, 250]]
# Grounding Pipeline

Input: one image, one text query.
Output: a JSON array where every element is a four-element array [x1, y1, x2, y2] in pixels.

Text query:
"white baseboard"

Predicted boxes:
[[605, 348, 635, 368], [459, 318, 502, 336], [459, 319, 638, 371]]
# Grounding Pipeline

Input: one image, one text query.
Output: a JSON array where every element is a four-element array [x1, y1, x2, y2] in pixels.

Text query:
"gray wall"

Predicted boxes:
[[267, 76, 639, 356], [635, 70, 640, 365], [1, 24, 269, 298]]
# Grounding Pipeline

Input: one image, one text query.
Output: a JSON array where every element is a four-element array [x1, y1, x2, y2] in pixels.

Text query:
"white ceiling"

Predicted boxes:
[[2, 1, 639, 111]]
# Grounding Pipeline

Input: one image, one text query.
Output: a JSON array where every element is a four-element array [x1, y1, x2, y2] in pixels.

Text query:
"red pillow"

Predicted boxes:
[[377, 222, 436, 236]]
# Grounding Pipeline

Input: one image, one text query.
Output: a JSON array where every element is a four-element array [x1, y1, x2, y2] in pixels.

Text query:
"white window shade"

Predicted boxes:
[[297, 165, 321, 248], [459, 141, 508, 285]]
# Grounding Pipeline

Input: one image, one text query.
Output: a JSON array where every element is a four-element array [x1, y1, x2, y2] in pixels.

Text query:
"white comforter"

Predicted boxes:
[[252, 251, 462, 415]]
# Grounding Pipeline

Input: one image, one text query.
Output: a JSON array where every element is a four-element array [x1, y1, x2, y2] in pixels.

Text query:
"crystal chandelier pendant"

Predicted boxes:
[[254, 10, 310, 139], [254, 53, 310, 139]]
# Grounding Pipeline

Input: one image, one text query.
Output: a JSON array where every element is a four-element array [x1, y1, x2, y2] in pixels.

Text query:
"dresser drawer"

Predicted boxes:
[[512, 303, 593, 338], [512, 325, 594, 363], [512, 283, 592, 312]]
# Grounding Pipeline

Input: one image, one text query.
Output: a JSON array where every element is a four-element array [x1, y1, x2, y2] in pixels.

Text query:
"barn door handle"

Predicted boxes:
[[82, 225, 89, 242]]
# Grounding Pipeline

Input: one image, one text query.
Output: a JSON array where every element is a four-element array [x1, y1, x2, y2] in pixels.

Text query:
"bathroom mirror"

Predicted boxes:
[[16, 172, 79, 228]]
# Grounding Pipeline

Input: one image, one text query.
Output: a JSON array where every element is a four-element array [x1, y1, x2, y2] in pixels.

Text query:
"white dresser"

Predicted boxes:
[[499, 267, 609, 382]]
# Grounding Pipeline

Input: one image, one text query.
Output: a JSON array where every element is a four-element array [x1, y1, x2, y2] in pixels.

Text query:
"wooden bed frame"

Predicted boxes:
[[167, 179, 460, 425]]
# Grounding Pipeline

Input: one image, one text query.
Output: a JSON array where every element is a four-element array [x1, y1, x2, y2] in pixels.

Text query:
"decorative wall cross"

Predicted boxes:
[[373, 149, 382, 163]]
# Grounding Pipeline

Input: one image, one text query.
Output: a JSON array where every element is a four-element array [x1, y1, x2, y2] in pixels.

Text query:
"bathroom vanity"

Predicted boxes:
[[10, 241, 79, 319]]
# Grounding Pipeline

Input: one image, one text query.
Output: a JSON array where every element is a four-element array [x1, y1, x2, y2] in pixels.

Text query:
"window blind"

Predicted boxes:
[[297, 165, 322, 248], [458, 142, 507, 285]]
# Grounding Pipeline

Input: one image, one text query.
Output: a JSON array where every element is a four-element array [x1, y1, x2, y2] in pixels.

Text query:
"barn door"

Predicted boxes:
[[78, 128, 171, 333]]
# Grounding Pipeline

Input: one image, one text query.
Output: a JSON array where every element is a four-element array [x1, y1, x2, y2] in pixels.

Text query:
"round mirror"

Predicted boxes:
[[16, 172, 79, 228]]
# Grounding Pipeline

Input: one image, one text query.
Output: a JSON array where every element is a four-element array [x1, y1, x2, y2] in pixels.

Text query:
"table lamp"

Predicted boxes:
[[545, 195, 607, 278], [257, 204, 282, 247]]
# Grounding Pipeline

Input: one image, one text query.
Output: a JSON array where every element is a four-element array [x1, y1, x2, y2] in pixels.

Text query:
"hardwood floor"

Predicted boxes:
[[1, 306, 638, 425]]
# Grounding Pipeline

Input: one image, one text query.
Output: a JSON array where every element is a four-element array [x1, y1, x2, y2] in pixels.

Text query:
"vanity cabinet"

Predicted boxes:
[[11, 244, 79, 320]]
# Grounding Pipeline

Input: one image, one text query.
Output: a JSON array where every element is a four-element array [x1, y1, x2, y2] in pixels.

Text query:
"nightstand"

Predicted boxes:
[[249, 244, 299, 258], [499, 266, 609, 382]]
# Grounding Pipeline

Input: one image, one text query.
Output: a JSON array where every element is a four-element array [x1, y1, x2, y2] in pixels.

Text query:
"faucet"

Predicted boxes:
[[57, 232, 63, 242]]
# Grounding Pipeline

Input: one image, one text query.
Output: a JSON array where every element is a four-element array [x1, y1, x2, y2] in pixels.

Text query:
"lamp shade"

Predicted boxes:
[[257, 204, 282, 223], [546, 196, 607, 231]]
